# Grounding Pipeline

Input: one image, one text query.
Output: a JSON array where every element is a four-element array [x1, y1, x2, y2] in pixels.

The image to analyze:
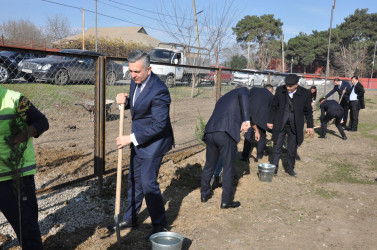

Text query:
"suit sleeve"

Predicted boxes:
[[238, 88, 251, 122], [304, 91, 314, 128], [268, 94, 279, 124], [133, 87, 171, 145]]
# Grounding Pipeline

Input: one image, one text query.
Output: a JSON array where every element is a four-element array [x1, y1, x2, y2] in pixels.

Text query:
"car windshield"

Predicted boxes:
[[0, 51, 18, 58], [149, 49, 174, 63]]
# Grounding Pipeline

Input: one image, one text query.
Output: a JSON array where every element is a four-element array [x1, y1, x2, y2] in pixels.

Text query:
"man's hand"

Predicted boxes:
[[116, 135, 132, 149], [240, 122, 251, 133], [116, 93, 129, 104], [267, 123, 273, 130], [307, 128, 314, 135], [253, 125, 260, 142]]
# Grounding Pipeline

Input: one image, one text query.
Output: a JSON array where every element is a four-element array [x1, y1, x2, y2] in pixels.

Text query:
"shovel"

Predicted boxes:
[[114, 103, 125, 248]]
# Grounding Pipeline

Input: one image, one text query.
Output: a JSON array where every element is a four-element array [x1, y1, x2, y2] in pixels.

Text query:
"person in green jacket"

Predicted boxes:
[[0, 85, 49, 250]]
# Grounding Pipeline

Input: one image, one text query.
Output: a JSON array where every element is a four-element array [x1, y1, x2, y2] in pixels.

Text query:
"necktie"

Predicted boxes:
[[134, 84, 142, 102]]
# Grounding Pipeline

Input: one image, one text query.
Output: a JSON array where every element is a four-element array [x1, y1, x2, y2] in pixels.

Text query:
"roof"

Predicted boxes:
[[53, 26, 162, 48]]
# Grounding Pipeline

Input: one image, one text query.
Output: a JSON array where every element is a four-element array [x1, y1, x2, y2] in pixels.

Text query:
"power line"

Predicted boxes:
[[41, 0, 166, 33]]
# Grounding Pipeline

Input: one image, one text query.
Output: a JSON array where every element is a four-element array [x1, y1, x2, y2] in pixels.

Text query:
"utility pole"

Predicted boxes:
[[82, 9, 85, 50], [192, 0, 201, 55], [370, 41, 377, 88], [361, 44, 366, 77], [281, 33, 285, 72], [290, 57, 293, 73], [95, 0, 98, 52], [324, 0, 336, 96], [247, 44, 250, 68]]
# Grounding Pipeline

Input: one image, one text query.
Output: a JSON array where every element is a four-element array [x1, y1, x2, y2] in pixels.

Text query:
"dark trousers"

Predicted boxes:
[[242, 126, 267, 160], [0, 175, 43, 250], [271, 124, 297, 173], [123, 147, 167, 227], [349, 100, 360, 130], [340, 99, 349, 125], [321, 110, 346, 137], [201, 132, 237, 204]]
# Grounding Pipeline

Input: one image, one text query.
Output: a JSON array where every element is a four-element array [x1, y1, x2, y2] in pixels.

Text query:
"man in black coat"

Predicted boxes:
[[241, 85, 274, 162], [267, 74, 314, 177], [346, 75, 365, 131], [318, 97, 347, 140], [201, 87, 260, 209], [325, 78, 351, 125]]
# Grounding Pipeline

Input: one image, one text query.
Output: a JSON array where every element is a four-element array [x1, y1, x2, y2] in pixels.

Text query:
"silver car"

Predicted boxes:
[[232, 69, 265, 87]]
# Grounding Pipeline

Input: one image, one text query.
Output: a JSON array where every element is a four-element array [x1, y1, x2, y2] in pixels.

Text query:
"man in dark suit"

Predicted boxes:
[[267, 74, 314, 177], [201, 87, 260, 209], [346, 75, 365, 131], [240, 84, 274, 162], [325, 78, 351, 126], [318, 97, 347, 140], [114, 50, 174, 236]]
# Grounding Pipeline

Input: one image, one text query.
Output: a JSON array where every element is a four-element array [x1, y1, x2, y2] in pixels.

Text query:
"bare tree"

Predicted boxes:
[[1, 19, 43, 43], [333, 42, 364, 77], [155, 0, 238, 61], [44, 14, 78, 45]]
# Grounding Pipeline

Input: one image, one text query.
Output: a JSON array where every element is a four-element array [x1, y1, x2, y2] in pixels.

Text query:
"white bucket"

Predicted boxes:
[[258, 163, 276, 182], [149, 232, 184, 250]]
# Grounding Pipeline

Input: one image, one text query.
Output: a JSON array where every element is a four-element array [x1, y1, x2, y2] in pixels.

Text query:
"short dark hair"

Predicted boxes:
[[319, 97, 326, 103], [334, 78, 341, 82], [264, 84, 273, 91], [351, 75, 358, 80], [310, 85, 317, 90], [127, 50, 150, 69]]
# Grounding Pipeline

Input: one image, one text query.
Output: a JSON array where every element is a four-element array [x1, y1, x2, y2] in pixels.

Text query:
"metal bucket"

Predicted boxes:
[[149, 232, 184, 250], [258, 163, 276, 182]]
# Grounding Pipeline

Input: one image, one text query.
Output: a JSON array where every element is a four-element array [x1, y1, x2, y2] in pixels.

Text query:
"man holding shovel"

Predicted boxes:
[[110, 50, 174, 238], [325, 78, 351, 126]]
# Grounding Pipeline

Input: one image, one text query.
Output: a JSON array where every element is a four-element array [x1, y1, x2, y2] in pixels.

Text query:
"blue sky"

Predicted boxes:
[[1, 0, 376, 48]]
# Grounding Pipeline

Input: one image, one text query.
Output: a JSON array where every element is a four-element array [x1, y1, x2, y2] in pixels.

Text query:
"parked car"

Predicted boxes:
[[18, 49, 123, 85], [0, 50, 46, 83], [262, 70, 287, 87], [122, 62, 130, 79], [305, 77, 326, 86], [232, 69, 265, 86], [200, 65, 234, 85]]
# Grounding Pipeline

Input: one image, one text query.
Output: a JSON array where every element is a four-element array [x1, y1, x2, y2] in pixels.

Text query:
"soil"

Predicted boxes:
[[3, 88, 377, 249]]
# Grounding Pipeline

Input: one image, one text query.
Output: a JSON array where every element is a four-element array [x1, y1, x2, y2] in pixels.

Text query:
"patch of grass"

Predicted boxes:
[[358, 123, 377, 142], [364, 97, 376, 105], [317, 161, 375, 185], [315, 187, 340, 199]]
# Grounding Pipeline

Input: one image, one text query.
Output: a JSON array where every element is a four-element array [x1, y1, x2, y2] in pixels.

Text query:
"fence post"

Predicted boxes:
[[216, 67, 222, 101], [94, 56, 106, 195]]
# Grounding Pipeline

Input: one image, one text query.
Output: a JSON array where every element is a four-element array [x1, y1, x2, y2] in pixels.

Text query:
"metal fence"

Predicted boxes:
[[1, 45, 338, 194]]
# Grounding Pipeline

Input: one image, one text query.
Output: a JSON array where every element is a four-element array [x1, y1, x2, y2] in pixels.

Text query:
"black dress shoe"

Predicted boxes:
[[201, 191, 213, 203], [342, 135, 347, 140], [220, 201, 241, 209], [319, 135, 327, 139], [146, 224, 169, 241], [107, 220, 138, 231], [286, 170, 297, 177]]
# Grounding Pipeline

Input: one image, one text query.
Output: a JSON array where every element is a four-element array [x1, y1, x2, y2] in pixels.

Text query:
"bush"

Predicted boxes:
[[195, 114, 206, 146]]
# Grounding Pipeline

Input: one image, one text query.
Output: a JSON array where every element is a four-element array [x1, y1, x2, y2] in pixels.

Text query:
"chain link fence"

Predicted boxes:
[[1, 45, 331, 193]]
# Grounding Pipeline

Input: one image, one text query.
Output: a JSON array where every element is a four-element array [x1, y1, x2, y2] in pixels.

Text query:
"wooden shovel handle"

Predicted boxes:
[[115, 104, 125, 215]]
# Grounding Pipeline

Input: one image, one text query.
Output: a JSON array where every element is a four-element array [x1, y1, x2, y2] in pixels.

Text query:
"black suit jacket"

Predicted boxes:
[[325, 81, 351, 101], [249, 87, 274, 132], [268, 85, 313, 146], [320, 100, 343, 121], [125, 72, 174, 157], [204, 87, 250, 143], [347, 82, 365, 109]]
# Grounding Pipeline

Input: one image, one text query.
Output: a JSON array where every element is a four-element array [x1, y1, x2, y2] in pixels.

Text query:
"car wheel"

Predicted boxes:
[[125, 70, 130, 79], [0, 64, 10, 83], [54, 69, 69, 85], [165, 75, 175, 87], [24, 74, 35, 83], [106, 71, 117, 85]]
